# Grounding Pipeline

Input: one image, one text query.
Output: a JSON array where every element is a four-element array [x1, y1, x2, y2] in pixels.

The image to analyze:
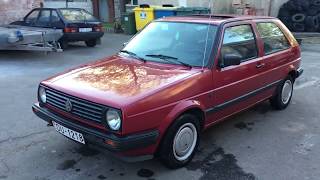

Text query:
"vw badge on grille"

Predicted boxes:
[[65, 99, 73, 112]]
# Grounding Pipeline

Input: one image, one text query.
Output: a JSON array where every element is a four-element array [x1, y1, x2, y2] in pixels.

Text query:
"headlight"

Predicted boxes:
[[106, 109, 121, 131], [39, 86, 46, 103]]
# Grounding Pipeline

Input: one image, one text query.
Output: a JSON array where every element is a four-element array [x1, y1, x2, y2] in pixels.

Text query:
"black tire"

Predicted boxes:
[[285, 1, 303, 11], [307, 7, 319, 16], [299, 0, 310, 10], [59, 40, 69, 49], [285, 22, 295, 31], [279, 16, 291, 23], [292, 13, 306, 23], [85, 39, 97, 47], [293, 23, 305, 32], [305, 16, 319, 29], [158, 114, 200, 169], [278, 7, 291, 17], [311, 0, 320, 6], [270, 76, 294, 110]]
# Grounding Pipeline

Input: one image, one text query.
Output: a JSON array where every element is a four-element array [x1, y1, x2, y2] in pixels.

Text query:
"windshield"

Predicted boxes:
[[60, 9, 97, 22], [123, 22, 218, 67]]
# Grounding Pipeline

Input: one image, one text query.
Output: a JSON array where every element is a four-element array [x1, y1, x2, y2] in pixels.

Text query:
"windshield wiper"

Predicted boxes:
[[120, 50, 146, 63], [145, 54, 192, 68]]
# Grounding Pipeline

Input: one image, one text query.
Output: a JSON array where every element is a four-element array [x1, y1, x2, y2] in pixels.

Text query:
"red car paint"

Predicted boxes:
[[35, 15, 302, 158]]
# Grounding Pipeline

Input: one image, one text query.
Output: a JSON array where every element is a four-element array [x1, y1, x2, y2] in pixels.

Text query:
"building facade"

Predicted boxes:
[[0, 0, 43, 25], [136, 0, 288, 17], [44, 0, 93, 13]]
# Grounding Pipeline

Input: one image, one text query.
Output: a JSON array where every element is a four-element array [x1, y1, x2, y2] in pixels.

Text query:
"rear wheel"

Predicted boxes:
[[59, 40, 69, 49], [85, 39, 97, 47], [158, 114, 200, 169], [270, 76, 294, 110]]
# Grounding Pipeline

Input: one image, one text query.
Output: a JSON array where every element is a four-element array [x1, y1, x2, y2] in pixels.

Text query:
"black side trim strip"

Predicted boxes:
[[205, 80, 281, 114]]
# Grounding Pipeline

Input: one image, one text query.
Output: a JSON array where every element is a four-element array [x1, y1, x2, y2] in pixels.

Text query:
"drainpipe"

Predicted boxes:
[[268, 0, 273, 16]]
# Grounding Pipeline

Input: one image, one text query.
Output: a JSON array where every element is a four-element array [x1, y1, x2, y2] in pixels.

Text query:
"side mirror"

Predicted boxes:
[[221, 53, 242, 68]]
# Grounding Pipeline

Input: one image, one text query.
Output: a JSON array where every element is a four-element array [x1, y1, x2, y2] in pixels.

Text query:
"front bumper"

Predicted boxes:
[[32, 103, 159, 153]]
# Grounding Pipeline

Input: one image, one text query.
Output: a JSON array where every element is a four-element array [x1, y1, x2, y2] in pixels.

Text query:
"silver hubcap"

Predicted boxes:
[[281, 80, 293, 104], [173, 123, 197, 161]]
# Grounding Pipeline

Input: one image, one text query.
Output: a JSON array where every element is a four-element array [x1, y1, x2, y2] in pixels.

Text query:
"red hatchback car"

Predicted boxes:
[[32, 15, 303, 168]]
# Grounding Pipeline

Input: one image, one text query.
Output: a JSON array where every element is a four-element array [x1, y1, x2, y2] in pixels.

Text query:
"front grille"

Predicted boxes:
[[45, 88, 105, 123]]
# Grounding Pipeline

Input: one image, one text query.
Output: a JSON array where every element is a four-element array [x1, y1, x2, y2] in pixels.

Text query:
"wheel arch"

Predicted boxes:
[[289, 70, 298, 81], [155, 100, 206, 156]]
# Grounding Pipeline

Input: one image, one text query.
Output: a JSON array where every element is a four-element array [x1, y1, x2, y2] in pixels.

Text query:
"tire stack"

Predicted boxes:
[[278, 0, 320, 32]]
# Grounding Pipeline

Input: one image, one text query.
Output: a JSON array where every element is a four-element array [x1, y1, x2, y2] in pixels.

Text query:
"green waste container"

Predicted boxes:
[[176, 7, 211, 16], [176, 7, 194, 16], [193, 7, 211, 14], [122, 12, 137, 35]]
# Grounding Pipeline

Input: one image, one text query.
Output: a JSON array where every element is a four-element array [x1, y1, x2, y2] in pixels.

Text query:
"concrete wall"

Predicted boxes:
[[137, 0, 288, 17], [0, 0, 43, 25], [137, 0, 233, 14], [44, 0, 93, 13]]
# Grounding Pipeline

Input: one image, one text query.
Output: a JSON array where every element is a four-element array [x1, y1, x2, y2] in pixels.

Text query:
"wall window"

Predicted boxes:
[[221, 24, 258, 63], [257, 22, 290, 55]]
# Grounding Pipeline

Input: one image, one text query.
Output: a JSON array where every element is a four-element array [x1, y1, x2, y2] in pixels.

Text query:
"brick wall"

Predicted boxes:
[[0, 0, 43, 25]]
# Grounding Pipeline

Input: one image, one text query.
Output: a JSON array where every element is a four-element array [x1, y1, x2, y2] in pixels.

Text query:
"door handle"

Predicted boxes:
[[256, 63, 265, 68]]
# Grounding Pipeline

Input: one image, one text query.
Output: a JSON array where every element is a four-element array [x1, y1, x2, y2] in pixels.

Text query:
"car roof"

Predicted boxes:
[[157, 14, 276, 25]]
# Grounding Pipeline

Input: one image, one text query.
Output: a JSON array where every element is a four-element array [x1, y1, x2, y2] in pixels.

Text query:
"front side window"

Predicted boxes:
[[37, 10, 51, 27], [256, 22, 290, 55], [25, 10, 40, 25], [220, 24, 258, 63], [123, 22, 218, 67]]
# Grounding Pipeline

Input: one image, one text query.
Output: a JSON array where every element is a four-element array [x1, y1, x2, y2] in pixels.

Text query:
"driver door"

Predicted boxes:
[[206, 21, 269, 124]]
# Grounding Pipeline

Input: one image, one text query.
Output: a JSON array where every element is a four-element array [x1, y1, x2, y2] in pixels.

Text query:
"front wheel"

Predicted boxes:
[[270, 76, 294, 110], [158, 114, 200, 169]]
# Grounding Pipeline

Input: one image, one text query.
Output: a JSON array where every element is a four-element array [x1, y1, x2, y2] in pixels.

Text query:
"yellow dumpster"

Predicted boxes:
[[133, 6, 155, 31]]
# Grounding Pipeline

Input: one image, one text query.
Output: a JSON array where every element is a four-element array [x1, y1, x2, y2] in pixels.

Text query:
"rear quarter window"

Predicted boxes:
[[256, 22, 290, 55]]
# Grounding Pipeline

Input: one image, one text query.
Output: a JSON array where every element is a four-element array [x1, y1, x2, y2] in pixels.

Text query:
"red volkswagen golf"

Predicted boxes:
[[33, 15, 303, 168]]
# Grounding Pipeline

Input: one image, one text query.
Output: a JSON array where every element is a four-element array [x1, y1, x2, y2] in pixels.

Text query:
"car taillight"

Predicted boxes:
[[94, 25, 104, 32], [64, 27, 78, 33]]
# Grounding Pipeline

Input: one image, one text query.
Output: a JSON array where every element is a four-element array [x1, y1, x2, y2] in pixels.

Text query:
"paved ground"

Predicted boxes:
[[0, 33, 319, 180]]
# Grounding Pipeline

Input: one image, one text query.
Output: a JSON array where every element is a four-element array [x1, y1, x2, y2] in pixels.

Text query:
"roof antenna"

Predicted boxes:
[[201, 0, 214, 71]]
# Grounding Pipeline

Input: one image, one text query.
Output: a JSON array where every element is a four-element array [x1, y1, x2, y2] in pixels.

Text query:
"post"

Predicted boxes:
[[66, 0, 68, 8]]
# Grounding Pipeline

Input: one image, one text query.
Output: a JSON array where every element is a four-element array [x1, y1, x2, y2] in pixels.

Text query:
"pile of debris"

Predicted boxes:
[[278, 0, 320, 32]]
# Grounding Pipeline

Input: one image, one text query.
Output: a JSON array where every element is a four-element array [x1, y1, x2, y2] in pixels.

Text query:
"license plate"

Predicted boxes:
[[53, 121, 85, 144], [79, 28, 92, 32]]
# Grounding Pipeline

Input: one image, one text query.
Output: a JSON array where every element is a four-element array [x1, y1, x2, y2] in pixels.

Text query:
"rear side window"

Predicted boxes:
[[256, 22, 290, 55], [221, 25, 258, 62]]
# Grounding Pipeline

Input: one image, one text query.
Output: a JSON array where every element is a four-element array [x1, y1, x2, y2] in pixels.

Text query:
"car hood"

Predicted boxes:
[[43, 55, 201, 108]]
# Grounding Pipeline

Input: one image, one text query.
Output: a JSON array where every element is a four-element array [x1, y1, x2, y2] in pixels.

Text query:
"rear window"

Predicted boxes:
[[60, 9, 97, 22], [256, 22, 290, 55]]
